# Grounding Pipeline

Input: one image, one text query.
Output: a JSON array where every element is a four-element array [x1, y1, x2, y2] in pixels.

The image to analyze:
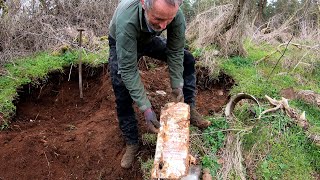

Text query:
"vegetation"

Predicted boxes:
[[0, 49, 107, 127], [188, 39, 320, 179], [0, 0, 319, 179]]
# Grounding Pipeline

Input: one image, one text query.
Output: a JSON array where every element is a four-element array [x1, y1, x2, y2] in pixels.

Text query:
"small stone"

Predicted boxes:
[[156, 90, 167, 96], [217, 90, 224, 96]]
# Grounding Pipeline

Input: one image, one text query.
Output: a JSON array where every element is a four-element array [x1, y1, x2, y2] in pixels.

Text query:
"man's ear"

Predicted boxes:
[[140, 0, 145, 9]]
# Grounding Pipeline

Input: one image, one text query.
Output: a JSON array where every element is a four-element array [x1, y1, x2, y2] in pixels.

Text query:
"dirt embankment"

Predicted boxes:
[[0, 62, 233, 180]]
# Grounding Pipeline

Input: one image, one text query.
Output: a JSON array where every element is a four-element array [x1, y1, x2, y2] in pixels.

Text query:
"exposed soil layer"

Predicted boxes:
[[0, 62, 233, 180]]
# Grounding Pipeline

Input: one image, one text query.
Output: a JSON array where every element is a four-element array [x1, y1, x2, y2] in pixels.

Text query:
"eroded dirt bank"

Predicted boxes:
[[0, 62, 233, 180]]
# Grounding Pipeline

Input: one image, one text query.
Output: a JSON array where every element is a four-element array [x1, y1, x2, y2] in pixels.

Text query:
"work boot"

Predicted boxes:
[[190, 108, 211, 129], [121, 144, 139, 168]]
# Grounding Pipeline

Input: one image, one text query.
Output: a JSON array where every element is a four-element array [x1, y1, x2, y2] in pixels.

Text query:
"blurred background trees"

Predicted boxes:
[[0, 0, 319, 64]]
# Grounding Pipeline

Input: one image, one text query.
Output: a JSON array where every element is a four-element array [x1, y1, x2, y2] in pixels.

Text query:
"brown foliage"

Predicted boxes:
[[187, 0, 253, 57], [0, 0, 118, 65]]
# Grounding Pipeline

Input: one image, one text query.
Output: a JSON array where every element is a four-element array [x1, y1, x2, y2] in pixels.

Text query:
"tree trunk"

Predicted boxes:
[[257, 0, 267, 24], [218, 0, 251, 57]]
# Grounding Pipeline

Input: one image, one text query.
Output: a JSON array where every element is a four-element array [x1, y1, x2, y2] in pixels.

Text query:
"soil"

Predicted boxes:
[[0, 62, 232, 180]]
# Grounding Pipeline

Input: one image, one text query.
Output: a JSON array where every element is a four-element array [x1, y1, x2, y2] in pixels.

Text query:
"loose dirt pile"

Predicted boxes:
[[0, 62, 232, 179]]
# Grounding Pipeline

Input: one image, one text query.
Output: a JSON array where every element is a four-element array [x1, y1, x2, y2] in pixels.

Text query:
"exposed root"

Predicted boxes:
[[219, 93, 261, 179], [218, 132, 246, 180]]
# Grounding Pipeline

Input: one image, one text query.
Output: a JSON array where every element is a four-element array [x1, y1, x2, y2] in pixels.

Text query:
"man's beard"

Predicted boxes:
[[144, 12, 163, 32]]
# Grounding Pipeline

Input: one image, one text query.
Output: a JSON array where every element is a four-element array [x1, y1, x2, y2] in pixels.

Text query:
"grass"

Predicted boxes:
[[0, 48, 108, 127], [0, 53, 68, 121], [290, 100, 320, 128], [138, 157, 154, 180], [190, 38, 320, 179], [192, 116, 229, 176], [240, 106, 320, 179]]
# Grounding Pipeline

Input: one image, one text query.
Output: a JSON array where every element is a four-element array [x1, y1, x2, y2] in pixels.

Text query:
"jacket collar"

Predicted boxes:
[[139, 3, 150, 33]]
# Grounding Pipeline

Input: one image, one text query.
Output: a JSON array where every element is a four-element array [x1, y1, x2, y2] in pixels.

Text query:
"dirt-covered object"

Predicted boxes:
[[151, 102, 190, 179], [0, 65, 230, 179]]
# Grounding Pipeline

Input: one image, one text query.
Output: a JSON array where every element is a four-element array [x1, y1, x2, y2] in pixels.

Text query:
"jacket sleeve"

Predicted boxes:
[[166, 9, 186, 89], [116, 20, 151, 112]]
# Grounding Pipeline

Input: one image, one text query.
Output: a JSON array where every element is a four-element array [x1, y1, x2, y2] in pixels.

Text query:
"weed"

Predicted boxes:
[[201, 155, 220, 176], [141, 133, 157, 146], [199, 116, 229, 176], [290, 99, 320, 128], [191, 48, 203, 58], [242, 107, 319, 179], [147, 62, 157, 70], [0, 120, 9, 130], [203, 117, 228, 153], [138, 157, 154, 180]]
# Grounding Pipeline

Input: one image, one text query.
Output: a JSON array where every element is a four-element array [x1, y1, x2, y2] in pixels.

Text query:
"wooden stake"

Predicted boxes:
[[77, 28, 85, 99]]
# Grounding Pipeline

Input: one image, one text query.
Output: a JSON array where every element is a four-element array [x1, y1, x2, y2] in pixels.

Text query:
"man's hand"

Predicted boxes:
[[172, 88, 184, 103], [144, 108, 160, 133]]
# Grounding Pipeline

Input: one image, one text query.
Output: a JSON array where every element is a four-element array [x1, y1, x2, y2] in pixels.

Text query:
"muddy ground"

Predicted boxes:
[[0, 61, 233, 180]]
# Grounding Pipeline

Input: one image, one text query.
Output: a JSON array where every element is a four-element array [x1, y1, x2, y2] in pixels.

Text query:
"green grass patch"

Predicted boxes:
[[138, 157, 154, 180], [221, 56, 281, 98], [290, 100, 320, 128], [256, 126, 319, 179], [200, 116, 229, 176], [241, 106, 320, 179], [219, 40, 320, 99], [0, 53, 68, 120], [189, 38, 319, 179]]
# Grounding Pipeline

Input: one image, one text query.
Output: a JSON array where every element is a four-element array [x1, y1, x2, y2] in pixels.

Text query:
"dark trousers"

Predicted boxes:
[[108, 36, 196, 145]]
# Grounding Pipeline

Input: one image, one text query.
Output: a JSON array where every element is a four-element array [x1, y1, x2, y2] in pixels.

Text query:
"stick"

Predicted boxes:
[[266, 35, 293, 81], [77, 28, 85, 99], [68, 63, 73, 81]]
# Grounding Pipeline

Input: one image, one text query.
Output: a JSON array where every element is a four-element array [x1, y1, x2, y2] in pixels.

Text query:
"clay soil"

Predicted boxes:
[[0, 62, 232, 180]]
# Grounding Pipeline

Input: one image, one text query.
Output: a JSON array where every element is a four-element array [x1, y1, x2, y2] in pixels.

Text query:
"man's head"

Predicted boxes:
[[141, 0, 182, 32]]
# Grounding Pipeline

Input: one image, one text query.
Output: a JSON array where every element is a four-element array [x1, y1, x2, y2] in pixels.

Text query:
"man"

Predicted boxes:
[[108, 0, 211, 168]]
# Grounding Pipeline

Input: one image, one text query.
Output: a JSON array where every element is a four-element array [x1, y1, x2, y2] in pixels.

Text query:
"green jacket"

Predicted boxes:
[[109, 0, 186, 112]]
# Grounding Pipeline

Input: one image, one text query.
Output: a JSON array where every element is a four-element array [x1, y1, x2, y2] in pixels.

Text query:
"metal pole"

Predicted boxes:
[[77, 28, 85, 99]]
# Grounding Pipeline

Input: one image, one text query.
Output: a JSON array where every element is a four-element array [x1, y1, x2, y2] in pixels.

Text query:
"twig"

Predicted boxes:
[[68, 63, 73, 81], [44, 151, 51, 178], [266, 35, 294, 81], [44, 151, 50, 167], [190, 128, 251, 136], [290, 44, 319, 73]]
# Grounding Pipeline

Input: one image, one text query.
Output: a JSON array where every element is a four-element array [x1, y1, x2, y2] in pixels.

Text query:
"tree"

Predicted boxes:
[[0, 0, 7, 17], [181, 0, 195, 22]]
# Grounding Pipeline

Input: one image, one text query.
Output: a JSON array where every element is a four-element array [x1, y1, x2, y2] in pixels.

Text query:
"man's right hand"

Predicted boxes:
[[144, 108, 160, 133]]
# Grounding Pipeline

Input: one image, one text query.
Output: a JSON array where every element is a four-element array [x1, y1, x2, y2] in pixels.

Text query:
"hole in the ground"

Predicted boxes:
[[1, 63, 234, 179], [196, 66, 235, 91]]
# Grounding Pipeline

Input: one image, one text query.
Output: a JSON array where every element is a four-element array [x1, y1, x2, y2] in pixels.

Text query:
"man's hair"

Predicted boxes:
[[144, 0, 183, 11]]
